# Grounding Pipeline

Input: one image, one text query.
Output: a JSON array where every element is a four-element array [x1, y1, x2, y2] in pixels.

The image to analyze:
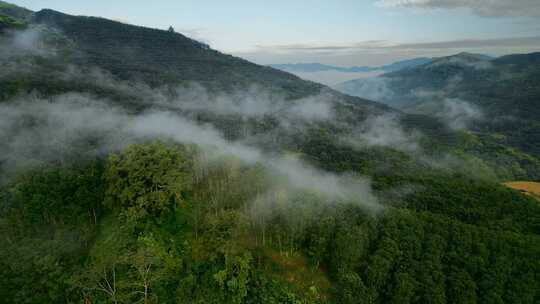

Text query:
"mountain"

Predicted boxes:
[[30, 9, 324, 97], [1, 4, 539, 304], [334, 53, 493, 101], [270, 57, 433, 74], [336, 51, 540, 159]]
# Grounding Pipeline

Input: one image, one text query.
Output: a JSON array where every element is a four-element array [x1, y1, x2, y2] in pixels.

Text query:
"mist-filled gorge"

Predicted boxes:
[[1, 1, 540, 304]]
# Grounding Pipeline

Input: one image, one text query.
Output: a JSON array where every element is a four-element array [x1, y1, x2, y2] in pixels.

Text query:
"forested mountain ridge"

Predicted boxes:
[[29, 9, 319, 94], [383, 51, 540, 159], [1, 2, 539, 304], [335, 51, 540, 161]]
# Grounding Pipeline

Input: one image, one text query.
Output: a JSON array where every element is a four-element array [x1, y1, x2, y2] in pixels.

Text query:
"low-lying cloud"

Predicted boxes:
[[0, 26, 56, 58], [171, 84, 335, 121], [436, 98, 484, 130], [334, 77, 395, 102], [0, 93, 381, 212], [344, 114, 421, 153]]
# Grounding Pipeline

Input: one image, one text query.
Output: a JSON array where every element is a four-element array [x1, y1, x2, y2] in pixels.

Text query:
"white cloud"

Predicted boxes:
[[345, 114, 422, 153], [377, 0, 540, 18], [0, 92, 380, 212], [436, 98, 485, 130]]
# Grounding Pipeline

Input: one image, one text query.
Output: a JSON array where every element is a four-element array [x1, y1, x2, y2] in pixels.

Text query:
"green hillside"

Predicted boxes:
[[377, 52, 540, 159], [0, 0, 28, 31], [31, 8, 324, 96], [1, 142, 539, 303], [0, 0, 32, 21]]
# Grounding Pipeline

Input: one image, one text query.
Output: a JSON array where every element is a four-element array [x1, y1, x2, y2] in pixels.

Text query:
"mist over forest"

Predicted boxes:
[[1, 2, 539, 304]]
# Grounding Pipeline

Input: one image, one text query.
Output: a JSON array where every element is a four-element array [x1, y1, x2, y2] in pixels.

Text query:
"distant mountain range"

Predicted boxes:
[[270, 57, 434, 74]]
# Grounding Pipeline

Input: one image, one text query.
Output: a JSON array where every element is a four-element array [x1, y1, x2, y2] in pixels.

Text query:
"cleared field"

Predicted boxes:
[[504, 181, 540, 201]]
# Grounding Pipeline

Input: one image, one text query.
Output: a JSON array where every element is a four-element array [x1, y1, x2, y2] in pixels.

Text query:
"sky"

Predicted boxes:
[[8, 0, 540, 66]]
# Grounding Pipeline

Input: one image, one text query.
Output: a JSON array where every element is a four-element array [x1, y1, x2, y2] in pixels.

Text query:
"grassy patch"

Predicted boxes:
[[504, 181, 540, 202]]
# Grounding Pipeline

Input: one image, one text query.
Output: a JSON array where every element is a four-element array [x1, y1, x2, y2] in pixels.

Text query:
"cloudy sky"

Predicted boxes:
[[9, 0, 540, 66]]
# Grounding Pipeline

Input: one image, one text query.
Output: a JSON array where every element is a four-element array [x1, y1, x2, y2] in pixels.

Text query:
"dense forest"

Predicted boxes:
[[1, 141, 539, 303], [0, 2, 539, 303]]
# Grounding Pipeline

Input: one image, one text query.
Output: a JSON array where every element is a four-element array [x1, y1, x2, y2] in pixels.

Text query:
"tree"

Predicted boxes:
[[128, 234, 177, 304], [104, 141, 194, 222], [213, 252, 253, 304]]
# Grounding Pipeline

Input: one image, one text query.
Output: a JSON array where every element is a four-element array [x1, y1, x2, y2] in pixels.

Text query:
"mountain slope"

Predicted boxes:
[[0, 0, 32, 21], [335, 52, 540, 159], [31, 9, 323, 96], [0, 0, 30, 30], [334, 52, 492, 103], [0, 7, 398, 122]]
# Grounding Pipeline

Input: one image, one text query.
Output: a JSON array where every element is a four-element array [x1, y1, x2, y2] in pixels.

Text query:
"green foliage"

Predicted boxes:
[[1, 142, 539, 303], [104, 141, 194, 221], [0, 162, 106, 303], [384, 52, 540, 160], [27, 8, 323, 98], [0, 0, 32, 23], [0, 13, 25, 29]]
